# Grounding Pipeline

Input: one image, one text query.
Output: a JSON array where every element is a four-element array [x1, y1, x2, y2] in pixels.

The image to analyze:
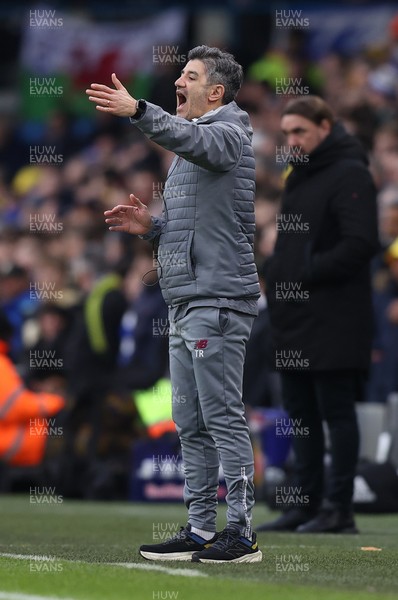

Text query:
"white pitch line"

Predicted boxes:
[[0, 554, 68, 562], [0, 593, 77, 600], [108, 562, 207, 577], [265, 545, 319, 549], [0, 553, 207, 578]]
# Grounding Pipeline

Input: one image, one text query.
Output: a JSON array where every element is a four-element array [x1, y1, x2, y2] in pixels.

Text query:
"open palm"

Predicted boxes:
[[104, 194, 152, 236]]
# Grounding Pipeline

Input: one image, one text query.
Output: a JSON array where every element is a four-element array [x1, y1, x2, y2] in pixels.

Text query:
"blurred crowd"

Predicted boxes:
[[1, 15, 398, 497]]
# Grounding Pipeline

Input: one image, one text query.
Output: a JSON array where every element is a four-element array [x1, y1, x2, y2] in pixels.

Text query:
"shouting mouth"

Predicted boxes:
[[176, 90, 187, 113]]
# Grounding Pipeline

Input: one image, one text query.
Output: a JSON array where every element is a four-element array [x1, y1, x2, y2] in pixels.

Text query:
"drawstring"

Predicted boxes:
[[142, 267, 161, 287], [141, 239, 162, 287]]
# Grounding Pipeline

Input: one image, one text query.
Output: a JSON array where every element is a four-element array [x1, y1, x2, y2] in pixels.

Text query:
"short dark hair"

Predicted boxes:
[[282, 95, 335, 126], [187, 45, 243, 104]]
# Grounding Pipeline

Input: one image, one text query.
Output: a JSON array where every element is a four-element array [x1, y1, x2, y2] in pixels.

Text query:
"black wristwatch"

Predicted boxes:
[[134, 99, 146, 119]]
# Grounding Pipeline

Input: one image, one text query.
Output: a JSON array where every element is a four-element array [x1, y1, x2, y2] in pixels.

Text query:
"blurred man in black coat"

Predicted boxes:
[[260, 96, 379, 533]]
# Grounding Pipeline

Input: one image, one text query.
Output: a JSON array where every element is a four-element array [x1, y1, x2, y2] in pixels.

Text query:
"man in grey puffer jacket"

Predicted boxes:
[[87, 46, 262, 563]]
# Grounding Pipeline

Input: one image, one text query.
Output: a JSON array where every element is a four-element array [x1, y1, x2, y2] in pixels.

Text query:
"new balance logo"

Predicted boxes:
[[194, 339, 208, 357], [194, 340, 208, 349]]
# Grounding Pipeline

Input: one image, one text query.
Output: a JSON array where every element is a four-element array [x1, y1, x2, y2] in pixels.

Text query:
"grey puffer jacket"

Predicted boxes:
[[132, 101, 260, 307]]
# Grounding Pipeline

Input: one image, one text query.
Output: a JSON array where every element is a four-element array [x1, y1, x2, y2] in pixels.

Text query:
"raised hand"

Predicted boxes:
[[104, 194, 153, 236], [86, 73, 138, 117]]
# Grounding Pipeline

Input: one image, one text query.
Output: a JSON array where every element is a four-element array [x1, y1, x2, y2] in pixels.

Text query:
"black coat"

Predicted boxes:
[[265, 123, 379, 371], [243, 299, 282, 407]]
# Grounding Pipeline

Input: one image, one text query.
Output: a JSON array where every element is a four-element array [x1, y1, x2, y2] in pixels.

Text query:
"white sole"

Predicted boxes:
[[195, 550, 263, 564], [139, 550, 194, 561]]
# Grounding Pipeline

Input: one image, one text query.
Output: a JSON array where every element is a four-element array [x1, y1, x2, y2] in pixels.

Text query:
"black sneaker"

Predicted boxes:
[[139, 524, 218, 561], [191, 525, 262, 563], [256, 508, 316, 532], [296, 508, 359, 534]]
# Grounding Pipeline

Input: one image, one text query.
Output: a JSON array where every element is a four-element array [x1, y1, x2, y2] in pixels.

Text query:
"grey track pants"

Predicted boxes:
[[169, 305, 255, 538]]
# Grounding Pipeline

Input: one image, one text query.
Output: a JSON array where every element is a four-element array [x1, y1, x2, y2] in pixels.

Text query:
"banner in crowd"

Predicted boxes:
[[305, 5, 397, 58], [19, 8, 187, 119]]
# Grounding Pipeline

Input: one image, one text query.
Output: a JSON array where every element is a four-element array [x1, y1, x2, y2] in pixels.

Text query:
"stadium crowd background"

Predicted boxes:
[[1, 0, 398, 498]]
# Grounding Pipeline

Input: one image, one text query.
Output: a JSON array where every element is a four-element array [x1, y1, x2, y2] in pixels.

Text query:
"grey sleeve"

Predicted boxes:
[[139, 216, 166, 241], [130, 102, 242, 172]]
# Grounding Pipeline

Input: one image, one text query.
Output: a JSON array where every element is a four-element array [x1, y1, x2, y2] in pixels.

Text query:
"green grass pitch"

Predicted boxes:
[[0, 495, 397, 599]]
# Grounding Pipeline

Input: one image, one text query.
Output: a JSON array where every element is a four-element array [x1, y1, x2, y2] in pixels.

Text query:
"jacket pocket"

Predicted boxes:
[[218, 308, 230, 333], [186, 230, 196, 280]]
